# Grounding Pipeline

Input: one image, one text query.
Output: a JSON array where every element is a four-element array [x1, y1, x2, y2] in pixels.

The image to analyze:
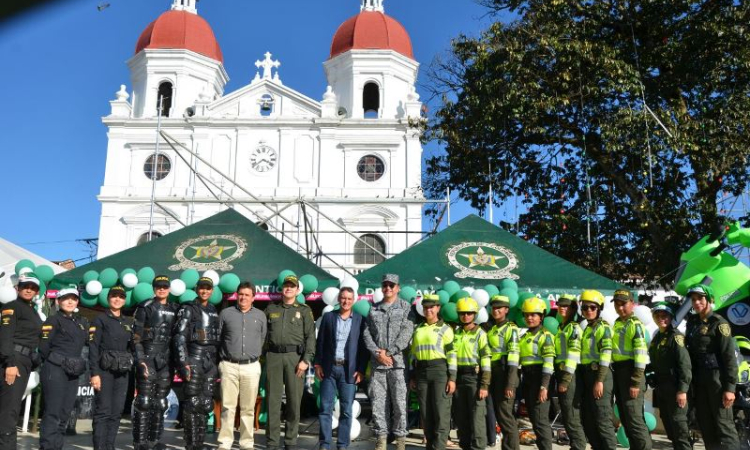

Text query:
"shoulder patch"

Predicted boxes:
[[719, 323, 731, 337], [674, 335, 685, 347], [1, 309, 14, 316]]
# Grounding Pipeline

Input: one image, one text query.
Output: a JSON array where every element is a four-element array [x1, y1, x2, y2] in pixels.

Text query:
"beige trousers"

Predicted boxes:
[[218, 360, 261, 450]]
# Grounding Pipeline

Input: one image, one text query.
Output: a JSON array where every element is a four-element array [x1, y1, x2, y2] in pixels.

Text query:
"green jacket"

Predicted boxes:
[[265, 301, 316, 365]]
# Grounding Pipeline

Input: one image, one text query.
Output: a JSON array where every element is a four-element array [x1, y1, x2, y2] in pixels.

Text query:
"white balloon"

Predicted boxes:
[[463, 287, 475, 295], [333, 399, 340, 418], [340, 276, 359, 293], [352, 400, 361, 419], [203, 270, 220, 286], [474, 307, 489, 324], [322, 287, 340, 306], [315, 317, 323, 330], [170, 279, 187, 297], [0, 287, 16, 304], [373, 289, 384, 303], [18, 267, 33, 276], [37, 310, 46, 322], [471, 289, 490, 307], [122, 273, 138, 289], [322, 305, 335, 315], [26, 371, 39, 390], [416, 298, 425, 317], [601, 308, 618, 326], [86, 280, 103, 296], [331, 416, 339, 430], [634, 305, 652, 325], [645, 323, 658, 344], [297, 280, 304, 296], [350, 419, 361, 440]]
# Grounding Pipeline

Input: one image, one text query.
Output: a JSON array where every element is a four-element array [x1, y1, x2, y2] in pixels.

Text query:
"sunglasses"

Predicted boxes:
[[381, 283, 396, 289], [18, 284, 39, 291], [581, 305, 599, 311], [458, 312, 475, 316]]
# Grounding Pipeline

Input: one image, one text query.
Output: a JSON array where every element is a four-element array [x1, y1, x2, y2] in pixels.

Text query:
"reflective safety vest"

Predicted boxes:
[[487, 320, 520, 367], [554, 321, 582, 374], [410, 320, 457, 376], [519, 328, 555, 375], [454, 326, 492, 373], [581, 319, 613, 366], [612, 315, 649, 369]]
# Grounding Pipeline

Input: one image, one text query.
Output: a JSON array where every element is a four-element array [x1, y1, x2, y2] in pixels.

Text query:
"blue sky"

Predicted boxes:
[[0, 0, 508, 264]]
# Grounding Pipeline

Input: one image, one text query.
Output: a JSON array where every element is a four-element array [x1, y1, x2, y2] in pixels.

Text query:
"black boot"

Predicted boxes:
[[148, 408, 166, 449], [133, 409, 150, 450]]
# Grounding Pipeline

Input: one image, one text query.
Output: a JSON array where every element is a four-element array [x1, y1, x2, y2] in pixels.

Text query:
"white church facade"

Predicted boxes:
[[97, 0, 425, 277]]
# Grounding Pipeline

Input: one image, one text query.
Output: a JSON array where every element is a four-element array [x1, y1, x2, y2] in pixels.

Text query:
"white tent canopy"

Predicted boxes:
[[0, 236, 66, 287]]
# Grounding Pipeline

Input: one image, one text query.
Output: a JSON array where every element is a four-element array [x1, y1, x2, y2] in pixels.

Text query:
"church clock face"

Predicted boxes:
[[250, 145, 277, 173]]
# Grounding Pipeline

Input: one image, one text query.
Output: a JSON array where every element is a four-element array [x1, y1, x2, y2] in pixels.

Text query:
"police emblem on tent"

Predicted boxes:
[[447, 242, 519, 280], [169, 234, 248, 271]]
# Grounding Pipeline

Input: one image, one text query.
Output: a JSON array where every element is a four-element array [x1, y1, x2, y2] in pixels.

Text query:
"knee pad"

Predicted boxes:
[[184, 378, 203, 397], [155, 397, 169, 414], [134, 395, 151, 413]]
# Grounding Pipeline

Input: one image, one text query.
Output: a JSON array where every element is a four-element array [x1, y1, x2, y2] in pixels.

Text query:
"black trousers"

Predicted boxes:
[[0, 355, 32, 450], [183, 354, 218, 450], [133, 357, 172, 447], [39, 363, 79, 450], [92, 371, 129, 450]]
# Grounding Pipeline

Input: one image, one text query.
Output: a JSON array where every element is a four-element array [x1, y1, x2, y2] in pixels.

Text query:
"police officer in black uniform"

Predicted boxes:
[[685, 283, 739, 450], [89, 285, 134, 450], [39, 285, 88, 450], [132, 275, 178, 450], [0, 273, 43, 450], [173, 276, 221, 450]]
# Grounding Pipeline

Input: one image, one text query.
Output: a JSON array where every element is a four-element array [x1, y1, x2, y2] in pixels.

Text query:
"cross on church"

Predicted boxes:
[[255, 52, 280, 80]]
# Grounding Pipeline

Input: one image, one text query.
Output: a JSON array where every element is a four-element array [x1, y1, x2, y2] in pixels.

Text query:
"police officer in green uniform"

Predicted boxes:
[[611, 289, 651, 450], [578, 289, 617, 450], [486, 295, 520, 450], [453, 297, 491, 450], [647, 302, 691, 450], [265, 275, 316, 450], [685, 284, 739, 450], [554, 294, 586, 450], [410, 294, 457, 450], [519, 297, 555, 450]]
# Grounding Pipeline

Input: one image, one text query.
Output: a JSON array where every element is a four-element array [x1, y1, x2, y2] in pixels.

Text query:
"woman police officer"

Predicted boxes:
[[39, 285, 88, 450], [453, 297, 492, 450], [519, 297, 555, 450], [554, 294, 586, 450], [647, 301, 691, 450], [89, 284, 134, 450], [685, 283, 739, 450]]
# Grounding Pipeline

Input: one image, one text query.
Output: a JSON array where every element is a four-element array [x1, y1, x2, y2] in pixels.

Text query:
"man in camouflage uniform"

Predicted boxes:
[[363, 274, 415, 450]]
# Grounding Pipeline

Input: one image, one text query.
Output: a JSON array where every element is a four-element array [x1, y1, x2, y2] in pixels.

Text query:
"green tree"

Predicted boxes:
[[425, 0, 750, 282]]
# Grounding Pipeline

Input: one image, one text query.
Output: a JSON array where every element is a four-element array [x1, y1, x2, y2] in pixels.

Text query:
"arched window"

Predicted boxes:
[[157, 82, 173, 117], [137, 231, 162, 245], [363, 82, 380, 118], [354, 234, 386, 265]]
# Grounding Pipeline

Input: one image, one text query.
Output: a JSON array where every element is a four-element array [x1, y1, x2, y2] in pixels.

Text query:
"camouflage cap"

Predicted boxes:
[[382, 274, 400, 285]]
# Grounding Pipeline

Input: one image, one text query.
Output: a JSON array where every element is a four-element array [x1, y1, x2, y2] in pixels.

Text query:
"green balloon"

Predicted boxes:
[[180, 290, 197, 303], [80, 291, 98, 308], [543, 316, 560, 335], [353, 300, 371, 317], [133, 282, 154, 304], [484, 284, 500, 297], [180, 269, 200, 289], [514, 311, 527, 327], [517, 291, 536, 306], [83, 270, 99, 284], [500, 288, 519, 308], [14, 259, 35, 275], [299, 274, 319, 294], [644, 412, 656, 432], [37, 280, 46, 297], [124, 290, 134, 308], [440, 302, 458, 322], [258, 412, 267, 424], [616, 426, 630, 448], [500, 279, 518, 291], [450, 289, 470, 303], [99, 268, 119, 288], [442, 280, 460, 296], [400, 286, 417, 302], [136, 267, 156, 284], [296, 293, 306, 304], [35, 265, 55, 283], [98, 288, 110, 308], [209, 289, 223, 305], [436, 290, 450, 305], [277, 270, 296, 287], [614, 404, 620, 419], [219, 273, 241, 294]]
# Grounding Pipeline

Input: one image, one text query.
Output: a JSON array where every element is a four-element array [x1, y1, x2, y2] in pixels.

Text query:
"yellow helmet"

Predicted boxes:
[[456, 297, 479, 313], [579, 289, 605, 307], [521, 297, 546, 315]]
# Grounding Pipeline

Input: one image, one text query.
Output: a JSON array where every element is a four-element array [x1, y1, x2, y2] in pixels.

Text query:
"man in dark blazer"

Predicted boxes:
[[314, 287, 368, 450]]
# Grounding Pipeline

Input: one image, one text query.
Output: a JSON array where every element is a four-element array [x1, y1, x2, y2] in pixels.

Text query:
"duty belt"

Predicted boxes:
[[268, 344, 302, 354], [13, 344, 33, 356]]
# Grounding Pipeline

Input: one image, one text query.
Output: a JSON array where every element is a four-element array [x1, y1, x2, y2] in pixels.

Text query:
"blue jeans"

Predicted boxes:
[[319, 365, 357, 449]]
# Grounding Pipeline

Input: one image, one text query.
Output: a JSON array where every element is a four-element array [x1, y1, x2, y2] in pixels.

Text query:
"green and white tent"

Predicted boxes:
[[356, 215, 623, 295]]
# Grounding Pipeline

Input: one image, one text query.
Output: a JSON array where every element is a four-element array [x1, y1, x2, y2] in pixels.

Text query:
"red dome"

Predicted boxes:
[[330, 11, 413, 60], [135, 10, 223, 63]]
